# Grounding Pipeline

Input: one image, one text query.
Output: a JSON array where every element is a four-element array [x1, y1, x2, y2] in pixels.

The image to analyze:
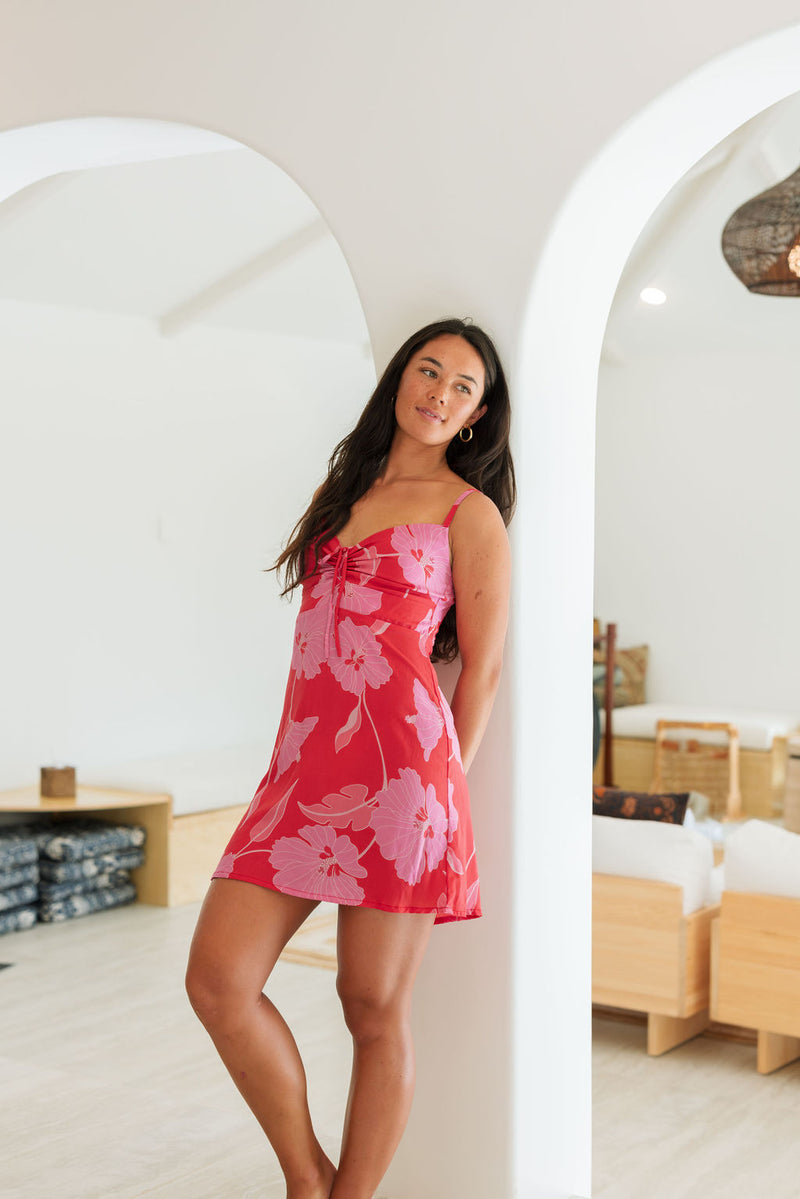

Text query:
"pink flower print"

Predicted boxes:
[[292, 603, 329, 679], [298, 782, 374, 832], [447, 846, 465, 874], [276, 716, 319, 777], [243, 769, 271, 821], [416, 595, 453, 653], [311, 545, 382, 614], [250, 779, 298, 841], [447, 778, 459, 838], [405, 678, 444, 761], [370, 767, 448, 884], [334, 700, 362, 753], [433, 593, 453, 622], [415, 612, 434, 654], [269, 824, 368, 903], [329, 617, 392, 696], [215, 852, 238, 877], [391, 526, 450, 595], [445, 782, 465, 873], [438, 685, 463, 766], [350, 542, 381, 582]]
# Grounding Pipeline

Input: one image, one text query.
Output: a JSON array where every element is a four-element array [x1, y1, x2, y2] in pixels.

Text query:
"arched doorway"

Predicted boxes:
[[0, 115, 373, 845], [510, 22, 800, 1197]]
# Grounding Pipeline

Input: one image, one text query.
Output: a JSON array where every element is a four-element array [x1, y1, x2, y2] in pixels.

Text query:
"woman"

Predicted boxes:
[[186, 316, 514, 1199]]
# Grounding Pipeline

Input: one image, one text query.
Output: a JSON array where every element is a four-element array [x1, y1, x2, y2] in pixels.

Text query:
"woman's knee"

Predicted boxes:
[[336, 979, 410, 1043], [186, 955, 226, 1027], [185, 879, 315, 1033], [185, 945, 257, 1036]]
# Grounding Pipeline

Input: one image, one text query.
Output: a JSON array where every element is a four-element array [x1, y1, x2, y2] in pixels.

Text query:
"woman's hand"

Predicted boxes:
[[448, 493, 511, 773]]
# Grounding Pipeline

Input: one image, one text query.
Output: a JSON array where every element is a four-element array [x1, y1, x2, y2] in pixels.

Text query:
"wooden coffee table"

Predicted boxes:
[[0, 784, 172, 906]]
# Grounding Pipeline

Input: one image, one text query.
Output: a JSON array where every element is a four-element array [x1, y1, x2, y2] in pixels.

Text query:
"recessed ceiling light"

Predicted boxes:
[[640, 287, 667, 305]]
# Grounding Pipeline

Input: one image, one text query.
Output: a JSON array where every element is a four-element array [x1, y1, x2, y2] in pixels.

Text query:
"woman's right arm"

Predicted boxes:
[[447, 495, 511, 773]]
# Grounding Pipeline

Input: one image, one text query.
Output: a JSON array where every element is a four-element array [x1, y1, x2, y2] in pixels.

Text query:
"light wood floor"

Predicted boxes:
[[1, 901, 355, 1199], [592, 1015, 800, 1199], [2, 902, 799, 1198]]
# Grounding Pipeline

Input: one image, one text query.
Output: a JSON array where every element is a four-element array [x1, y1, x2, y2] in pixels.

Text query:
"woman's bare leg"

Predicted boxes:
[[331, 905, 437, 1199], [185, 878, 337, 1199]]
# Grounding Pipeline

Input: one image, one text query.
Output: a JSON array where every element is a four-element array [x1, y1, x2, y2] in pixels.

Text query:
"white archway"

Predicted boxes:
[[5, 38, 800, 1183], [510, 21, 800, 1198], [0, 115, 375, 798], [0, 115, 239, 200]]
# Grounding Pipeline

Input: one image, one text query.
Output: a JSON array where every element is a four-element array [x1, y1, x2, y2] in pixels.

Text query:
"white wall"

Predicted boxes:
[[512, 20, 800, 1197], [595, 351, 799, 709], [0, 297, 374, 784], [6, 5, 800, 1198]]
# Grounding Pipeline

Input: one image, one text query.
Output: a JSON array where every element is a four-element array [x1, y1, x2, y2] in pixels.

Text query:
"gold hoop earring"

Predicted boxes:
[[458, 425, 473, 442]]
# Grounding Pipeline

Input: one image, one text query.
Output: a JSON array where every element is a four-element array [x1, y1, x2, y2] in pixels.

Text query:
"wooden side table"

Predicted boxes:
[[0, 784, 172, 906]]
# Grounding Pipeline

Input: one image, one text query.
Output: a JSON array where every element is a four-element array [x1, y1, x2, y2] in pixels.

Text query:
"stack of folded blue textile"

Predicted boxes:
[[0, 817, 145, 929], [35, 817, 145, 922], [0, 828, 40, 934]]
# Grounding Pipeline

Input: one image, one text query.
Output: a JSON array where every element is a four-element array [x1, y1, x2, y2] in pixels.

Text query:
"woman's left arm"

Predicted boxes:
[[448, 495, 511, 774]]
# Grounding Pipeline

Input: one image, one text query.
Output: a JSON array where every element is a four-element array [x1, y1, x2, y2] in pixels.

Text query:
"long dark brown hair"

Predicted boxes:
[[267, 316, 515, 662]]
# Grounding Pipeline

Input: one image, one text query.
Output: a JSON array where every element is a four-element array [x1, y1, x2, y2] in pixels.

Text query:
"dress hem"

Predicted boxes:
[[210, 869, 482, 924]]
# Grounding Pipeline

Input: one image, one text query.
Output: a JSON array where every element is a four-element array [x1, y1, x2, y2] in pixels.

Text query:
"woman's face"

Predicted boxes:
[[394, 334, 488, 446]]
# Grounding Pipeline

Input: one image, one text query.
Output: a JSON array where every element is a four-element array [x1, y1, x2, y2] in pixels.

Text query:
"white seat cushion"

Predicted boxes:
[[723, 819, 800, 899], [80, 742, 269, 816], [593, 813, 715, 914], [708, 862, 724, 906], [599, 702, 800, 752]]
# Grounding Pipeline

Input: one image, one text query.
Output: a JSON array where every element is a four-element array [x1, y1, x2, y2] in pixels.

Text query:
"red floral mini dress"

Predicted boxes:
[[212, 487, 481, 924]]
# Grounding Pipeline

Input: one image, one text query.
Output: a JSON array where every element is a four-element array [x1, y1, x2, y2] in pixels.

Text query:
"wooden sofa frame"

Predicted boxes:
[[711, 890, 800, 1074], [593, 872, 719, 1055]]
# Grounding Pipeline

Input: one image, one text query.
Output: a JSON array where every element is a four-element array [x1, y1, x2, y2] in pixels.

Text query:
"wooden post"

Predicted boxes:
[[603, 622, 616, 786]]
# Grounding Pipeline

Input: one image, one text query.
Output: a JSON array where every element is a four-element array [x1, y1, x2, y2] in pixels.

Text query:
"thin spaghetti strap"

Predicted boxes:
[[442, 487, 478, 528]]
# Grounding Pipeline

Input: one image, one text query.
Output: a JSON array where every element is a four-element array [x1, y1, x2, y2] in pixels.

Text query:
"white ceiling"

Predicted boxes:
[[0, 141, 371, 348], [3, 94, 799, 361], [603, 89, 800, 361]]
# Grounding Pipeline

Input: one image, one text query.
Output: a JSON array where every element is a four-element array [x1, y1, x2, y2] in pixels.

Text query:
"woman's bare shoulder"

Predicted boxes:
[[451, 487, 508, 543]]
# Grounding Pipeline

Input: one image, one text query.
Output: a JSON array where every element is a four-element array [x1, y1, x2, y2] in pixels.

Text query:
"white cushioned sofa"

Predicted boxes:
[[592, 811, 721, 1055]]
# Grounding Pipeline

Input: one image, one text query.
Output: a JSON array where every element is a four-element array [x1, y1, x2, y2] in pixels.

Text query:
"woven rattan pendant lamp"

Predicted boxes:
[[721, 164, 800, 295]]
